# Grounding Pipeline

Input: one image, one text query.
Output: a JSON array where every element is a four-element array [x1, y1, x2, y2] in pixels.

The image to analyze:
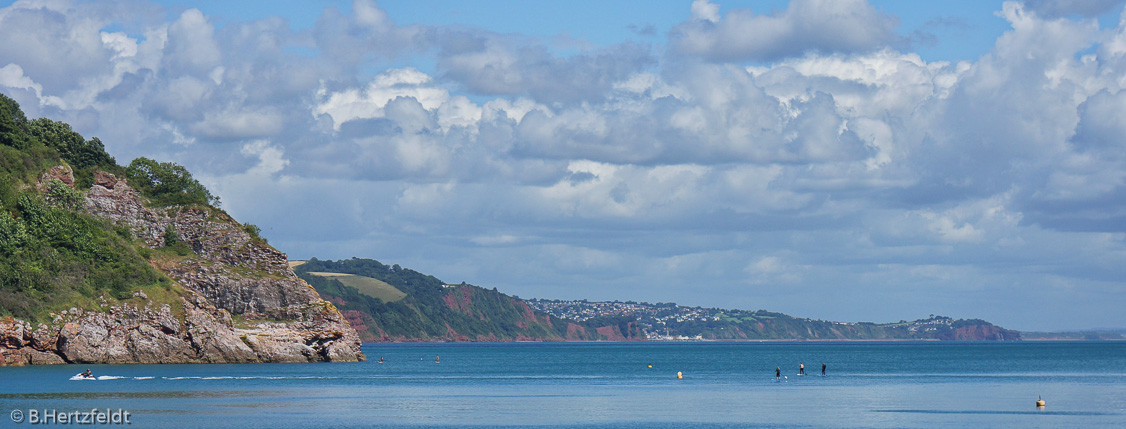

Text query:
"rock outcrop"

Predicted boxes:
[[1, 171, 364, 365]]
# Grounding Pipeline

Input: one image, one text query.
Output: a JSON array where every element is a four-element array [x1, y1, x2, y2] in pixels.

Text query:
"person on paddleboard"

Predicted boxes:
[[776, 367, 781, 381], [799, 363, 805, 375], [821, 363, 826, 375]]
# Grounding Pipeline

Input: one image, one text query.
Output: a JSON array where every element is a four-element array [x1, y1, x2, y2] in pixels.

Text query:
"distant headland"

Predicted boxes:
[[295, 257, 1021, 342]]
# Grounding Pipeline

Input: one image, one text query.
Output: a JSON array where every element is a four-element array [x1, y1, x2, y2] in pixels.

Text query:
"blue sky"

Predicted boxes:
[[3, 0, 1126, 331]]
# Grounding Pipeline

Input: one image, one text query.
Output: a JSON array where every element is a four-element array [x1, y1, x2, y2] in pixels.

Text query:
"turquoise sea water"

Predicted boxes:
[[2, 341, 1125, 428]]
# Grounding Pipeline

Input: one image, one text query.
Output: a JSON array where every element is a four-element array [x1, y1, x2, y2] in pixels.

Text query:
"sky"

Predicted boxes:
[[2, 0, 1126, 331]]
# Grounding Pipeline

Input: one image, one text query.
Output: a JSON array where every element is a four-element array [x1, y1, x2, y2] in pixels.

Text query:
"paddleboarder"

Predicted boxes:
[[775, 366, 781, 381], [799, 363, 805, 375], [822, 363, 826, 375]]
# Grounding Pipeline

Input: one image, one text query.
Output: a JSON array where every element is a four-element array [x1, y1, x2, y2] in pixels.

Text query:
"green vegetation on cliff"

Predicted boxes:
[[0, 94, 174, 322], [125, 157, 219, 208], [27, 118, 119, 189], [0, 93, 241, 324]]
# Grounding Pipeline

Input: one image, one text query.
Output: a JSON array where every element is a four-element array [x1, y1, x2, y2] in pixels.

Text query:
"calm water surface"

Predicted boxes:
[[2, 342, 1124, 427]]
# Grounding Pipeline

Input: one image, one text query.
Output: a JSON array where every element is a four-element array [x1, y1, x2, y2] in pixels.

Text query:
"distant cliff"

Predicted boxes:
[[296, 258, 644, 342], [0, 93, 363, 365]]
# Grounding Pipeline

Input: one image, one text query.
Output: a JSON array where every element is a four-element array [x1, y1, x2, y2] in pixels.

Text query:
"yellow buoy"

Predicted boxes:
[[648, 364, 652, 369], [1036, 395, 1045, 408], [677, 371, 683, 379]]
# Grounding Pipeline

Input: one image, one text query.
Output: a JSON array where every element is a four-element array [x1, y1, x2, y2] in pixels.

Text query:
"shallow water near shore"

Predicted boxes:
[[3, 341, 1125, 427]]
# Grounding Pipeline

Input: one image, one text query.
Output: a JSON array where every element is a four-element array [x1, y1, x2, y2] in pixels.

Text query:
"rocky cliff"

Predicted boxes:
[[0, 169, 364, 365]]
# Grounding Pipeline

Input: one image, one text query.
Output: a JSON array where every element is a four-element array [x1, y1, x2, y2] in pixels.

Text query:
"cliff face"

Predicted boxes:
[[1, 293, 257, 365], [0, 171, 364, 365], [436, 284, 638, 342], [937, 324, 1021, 341]]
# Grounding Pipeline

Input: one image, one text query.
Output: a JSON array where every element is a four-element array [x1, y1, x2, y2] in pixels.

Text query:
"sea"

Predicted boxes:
[[2, 341, 1124, 428]]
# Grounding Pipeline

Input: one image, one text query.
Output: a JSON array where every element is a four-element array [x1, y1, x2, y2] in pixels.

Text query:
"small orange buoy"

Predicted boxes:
[[1036, 395, 1045, 408], [677, 371, 683, 379]]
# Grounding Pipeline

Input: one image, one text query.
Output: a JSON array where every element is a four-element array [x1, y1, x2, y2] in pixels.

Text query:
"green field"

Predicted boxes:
[[305, 272, 408, 303]]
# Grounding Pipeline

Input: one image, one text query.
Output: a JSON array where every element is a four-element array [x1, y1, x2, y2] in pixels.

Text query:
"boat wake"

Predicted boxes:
[[69, 374, 126, 381]]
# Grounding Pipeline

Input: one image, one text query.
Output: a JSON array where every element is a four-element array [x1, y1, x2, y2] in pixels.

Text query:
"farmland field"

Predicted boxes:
[[305, 272, 408, 302]]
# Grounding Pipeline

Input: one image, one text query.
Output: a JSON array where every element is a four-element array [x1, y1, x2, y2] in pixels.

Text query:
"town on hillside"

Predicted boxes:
[[525, 299, 1007, 341]]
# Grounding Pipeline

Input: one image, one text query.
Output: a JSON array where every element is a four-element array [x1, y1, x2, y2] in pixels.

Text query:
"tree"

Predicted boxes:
[[242, 223, 267, 244], [27, 118, 114, 170], [44, 178, 85, 211], [0, 93, 33, 149], [0, 210, 28, 256], [163, 224, 179, 247], [125, 157, 219, 207]]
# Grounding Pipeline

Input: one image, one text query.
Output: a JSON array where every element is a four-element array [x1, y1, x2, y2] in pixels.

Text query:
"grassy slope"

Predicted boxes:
[[305, 272, 407, 303]]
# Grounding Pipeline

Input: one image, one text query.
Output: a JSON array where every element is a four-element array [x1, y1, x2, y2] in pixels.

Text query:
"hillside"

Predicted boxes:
[[0, 93, 364, 365], [529, 300, 1021, 341], [297, 258, 1018, 342], [295, 258, 643, 342]]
